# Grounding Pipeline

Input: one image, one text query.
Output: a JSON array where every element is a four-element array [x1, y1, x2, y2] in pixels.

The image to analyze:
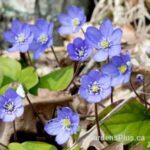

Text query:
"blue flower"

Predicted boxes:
[[4, 20, 33, 53], [58, 5, 86, 35], [136, 74, 144, 83], [79, 70, 111, 103], [29, 19, 54, 59], [44, 107, 79, 145], [101, 53, 131, 87], [85, 19, 122, 62], [0, 88, 24, 122], [67, 37, 92, 62]]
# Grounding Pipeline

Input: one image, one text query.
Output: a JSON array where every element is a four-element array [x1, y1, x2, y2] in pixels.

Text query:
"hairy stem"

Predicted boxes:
[[94, 103, 102, 142], [110, 87, 114, 104], [25, 94, 43, 123], [66, 62, 81, 90], [13, 120, 17, 142], [81, 27, 85, 34], [0, 143, 8, 149], [51, 46, 60, 67], [130, 79, 150, 106]]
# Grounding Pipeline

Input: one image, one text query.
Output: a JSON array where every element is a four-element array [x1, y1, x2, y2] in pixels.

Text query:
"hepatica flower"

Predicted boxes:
[[0, 88, 24, 122], [58, 5, 86, 35], [30, 19, 54, 59], [67, 37, 92, 61], [44, 107, 79, 145], [4, 20, 33, 53], [79, 70, 111, 103], [101, 53, 131, 87], [85, 19, 122, 62]]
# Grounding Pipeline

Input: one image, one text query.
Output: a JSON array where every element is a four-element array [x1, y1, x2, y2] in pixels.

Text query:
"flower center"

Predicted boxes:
[[38, 34, 48, 44], [89, 82, 101, 94], [63, 119, 71, 128], [16, 33, 26, 43], [119, 65, 127, 74], [72, 18, 80, 27], [5, 102, 15, 112], [78, 50, 85, 57], [101, 40, 109, 49]]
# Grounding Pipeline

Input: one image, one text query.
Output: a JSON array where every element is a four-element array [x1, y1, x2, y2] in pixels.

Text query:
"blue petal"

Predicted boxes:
[[5, 88, 19, 99], [58, 26, 73, 35], [15, 106, 24, 117], [3, 114, 16, 122], [18, 44, 29, 53], [110, 28, 122, 45], [33, 48, 44, 60], [57, 107, 72, 119], [88, 70, 101, 81], [111, 75, 124, 87], [58, 14, 71, 25], [94, 50, 108, 62], [101, 87, 111, 99], [48, 22, 54, 35], [87, 94, 102, 103], [78, 87, 89, 100], [3, 31, 15, 43], [123, 71, 131, 84], [98, 74, 111, 88], [11, 19, 22, 34], [101, 63, 119, 77], [99, 19, 113, 37], [44, 118, 62, 136], [36, 18, 49, 31], [73, 38, 83, 48], [111, 56, 123, 67], [55, 130, 70, 145], [109, 45, 121, 58], [85, 27, 101, 46]]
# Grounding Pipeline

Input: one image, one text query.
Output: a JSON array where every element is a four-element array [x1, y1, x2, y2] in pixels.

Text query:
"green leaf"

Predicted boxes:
[[100, 100, 150, 150], [22, 141, 57, 150], [0, 57, 21, 81], [0, 71, 3, 87], [8, 143, 26, 150], [18, 67, 39, 90], [0, 84, 10, 95], [39, 65, 74, 91]]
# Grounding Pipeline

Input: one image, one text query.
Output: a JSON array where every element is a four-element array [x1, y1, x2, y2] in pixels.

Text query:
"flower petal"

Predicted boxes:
[[58, 26, 73, 35], [55, 130, 70, 145], [44, 118, 62, 136], [109, 45, 121, 58], [111, 28, 122, 45], [99, 19, 113, 37], [94, 50, 108, 62], [3, 31, 15, 43]]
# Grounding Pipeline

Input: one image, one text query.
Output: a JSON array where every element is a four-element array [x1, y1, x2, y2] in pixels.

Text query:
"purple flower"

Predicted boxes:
[[0, 88, 24, 122], [136, 74, 144, 83], [67, 37, 92, 62], [58, 5, 86, 35], [4, 20, 33, 53], [79, 70, 111, 103], [85, 19, 122, 62], [101, 53, 131, 87], [44, 107, 79, 145], [30, 19, 54, 59]]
